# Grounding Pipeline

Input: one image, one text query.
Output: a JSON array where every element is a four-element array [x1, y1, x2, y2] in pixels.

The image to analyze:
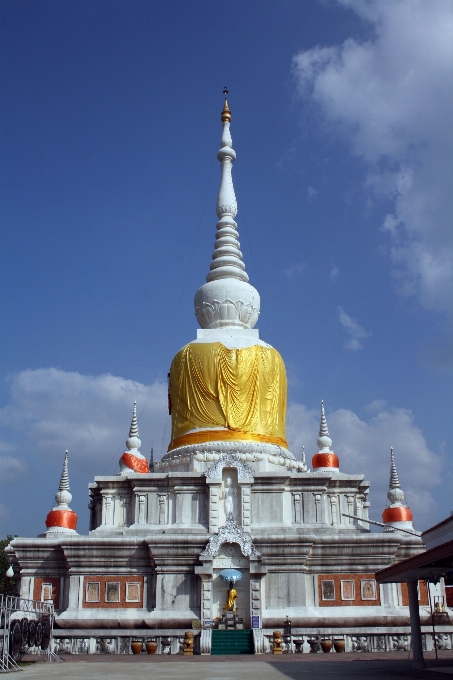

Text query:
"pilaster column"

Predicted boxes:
[[68, 575, 83, 609], [240, 483, 252, 532], [314, 493, 322, 523], [158, 494, 168, 525], [293, 493, 301, 524], [137, 494, 147, 524], [206, 481, 221, 533], [330, 495, 338, 525], [102, 493, 114, 526], [346, 495, 354, 524], [201, 577, 213, 623]]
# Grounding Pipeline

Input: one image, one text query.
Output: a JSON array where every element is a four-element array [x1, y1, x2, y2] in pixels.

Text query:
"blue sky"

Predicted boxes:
[[1, 0, 452, 536]]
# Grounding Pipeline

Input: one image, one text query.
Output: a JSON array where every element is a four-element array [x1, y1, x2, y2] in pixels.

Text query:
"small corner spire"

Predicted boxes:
[[149, 446, 154, 472], [313, 400, 339, 472], [382, 447, 414, 531], [45, 450, 78, 535], [119, 401, 149, 474]]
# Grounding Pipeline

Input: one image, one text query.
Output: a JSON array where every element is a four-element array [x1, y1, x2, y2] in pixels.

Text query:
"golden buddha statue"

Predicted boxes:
[[226, 581, 238, 611]]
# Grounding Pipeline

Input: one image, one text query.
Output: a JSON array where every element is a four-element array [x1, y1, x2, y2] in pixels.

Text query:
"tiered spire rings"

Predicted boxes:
[[312, 401, 340, 472], [45, 450, 78, 534], [119, 402, 149, 474], [194, 93, 260, 329]]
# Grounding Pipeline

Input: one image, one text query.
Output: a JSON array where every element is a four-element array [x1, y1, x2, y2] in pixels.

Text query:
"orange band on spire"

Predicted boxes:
[[312, 453, 339, 469], [45, 509, 77, 530], [382, 506, 413, 523], [121, 452, 149, 473]]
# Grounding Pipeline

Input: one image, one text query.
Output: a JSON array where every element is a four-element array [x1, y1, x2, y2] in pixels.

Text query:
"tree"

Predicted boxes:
[[0, 536, 17, 596]]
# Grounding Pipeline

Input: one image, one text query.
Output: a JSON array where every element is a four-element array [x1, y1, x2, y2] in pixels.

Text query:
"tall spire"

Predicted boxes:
[[312, 401, 340, 472], [119, 401, 149, 474], [382, 448, 414, 531], [45, 450, 78, 535], [194, 90, 260, 330]]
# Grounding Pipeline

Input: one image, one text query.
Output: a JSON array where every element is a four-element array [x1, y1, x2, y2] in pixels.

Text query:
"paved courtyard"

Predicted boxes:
[[18, 651, 453, 679]]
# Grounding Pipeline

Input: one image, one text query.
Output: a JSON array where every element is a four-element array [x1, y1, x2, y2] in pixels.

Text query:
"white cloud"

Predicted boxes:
[[307, 186, 318, 199], [0, 369, 169, 475], [0, 456, 28, 485], [365, 399, 386, 413], [337, 306, 371, 350], [284, 262, 306, 279], [288, 401, 442, 529], [330, 264, 340, 282], [293, 0, 453, 317]]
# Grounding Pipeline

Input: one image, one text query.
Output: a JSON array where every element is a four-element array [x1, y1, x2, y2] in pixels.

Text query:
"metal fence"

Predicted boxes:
[[0, 594, 61, 672]]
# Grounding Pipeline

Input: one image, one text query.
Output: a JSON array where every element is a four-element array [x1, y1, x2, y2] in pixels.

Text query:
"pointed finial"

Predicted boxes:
[[149, 446, 154, 472], [59, 450, 70, 491], [129, 401, 139, 438], [221, 89, 232, 122], [302, 445, 305, 464], [319, 400, 329, 437], [387, 448, 404, 504], [317, 400, 332, 451], [55, 450, 72, 506], [389, 447, 401, 489]]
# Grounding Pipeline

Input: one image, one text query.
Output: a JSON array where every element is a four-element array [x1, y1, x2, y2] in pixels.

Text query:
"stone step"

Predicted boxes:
[[211, 629, 254, 655]]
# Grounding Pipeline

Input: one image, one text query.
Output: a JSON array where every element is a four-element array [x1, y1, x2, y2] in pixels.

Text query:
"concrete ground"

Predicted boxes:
[[17, 651, 453, 680]]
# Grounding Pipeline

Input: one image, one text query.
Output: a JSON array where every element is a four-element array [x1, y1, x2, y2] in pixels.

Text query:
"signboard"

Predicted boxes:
[[251, 615, 261, 629], [203, 620, 215, 629]]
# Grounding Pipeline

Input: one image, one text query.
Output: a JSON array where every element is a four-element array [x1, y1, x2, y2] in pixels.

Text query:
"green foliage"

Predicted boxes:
[[0, 535, 17, 596]]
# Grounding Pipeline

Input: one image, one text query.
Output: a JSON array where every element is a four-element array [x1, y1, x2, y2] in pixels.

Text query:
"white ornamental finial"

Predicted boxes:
[[194, 92, 260, 329], [55, 450, 72, 508], [129, 401, 139, 438], [301, 445, 307, 472], [126, 401, 141, 454], [387, 448, 405, 505], [317, 400, 332, 452]]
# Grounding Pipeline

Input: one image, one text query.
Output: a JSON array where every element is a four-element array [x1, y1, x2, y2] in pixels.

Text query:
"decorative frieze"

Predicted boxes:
[[205, 453, 254, 480]]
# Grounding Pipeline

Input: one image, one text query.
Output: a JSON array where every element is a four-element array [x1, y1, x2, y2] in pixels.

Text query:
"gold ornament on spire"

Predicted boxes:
[[221, 87, 232, 122]]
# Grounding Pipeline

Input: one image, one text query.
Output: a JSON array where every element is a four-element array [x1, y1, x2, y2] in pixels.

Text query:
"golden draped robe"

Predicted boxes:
[[168, 342, 288, 450]]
